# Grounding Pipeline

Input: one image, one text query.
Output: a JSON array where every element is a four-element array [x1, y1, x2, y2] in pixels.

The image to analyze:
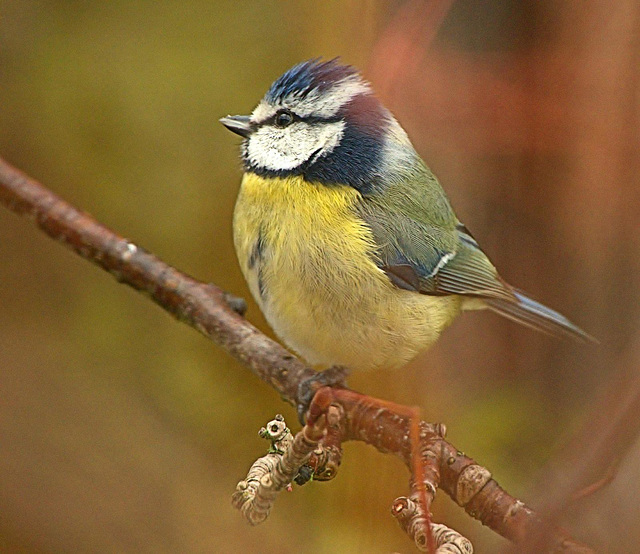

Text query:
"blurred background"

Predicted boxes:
[[1, 1, 639, 552]]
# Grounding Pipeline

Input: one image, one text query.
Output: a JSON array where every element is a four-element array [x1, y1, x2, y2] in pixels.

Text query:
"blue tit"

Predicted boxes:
[[221, 59, 592, 372]]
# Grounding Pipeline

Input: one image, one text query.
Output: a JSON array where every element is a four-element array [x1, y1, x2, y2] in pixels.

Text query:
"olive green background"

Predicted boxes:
[[1, 1, 639, 552]]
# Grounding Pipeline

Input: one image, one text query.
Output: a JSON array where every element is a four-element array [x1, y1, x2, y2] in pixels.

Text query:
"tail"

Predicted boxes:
[[485, 291, 596, 343]]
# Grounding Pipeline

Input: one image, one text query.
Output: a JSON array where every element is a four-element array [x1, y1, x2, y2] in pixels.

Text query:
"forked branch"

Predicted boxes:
[[0, 157, 592, 552]]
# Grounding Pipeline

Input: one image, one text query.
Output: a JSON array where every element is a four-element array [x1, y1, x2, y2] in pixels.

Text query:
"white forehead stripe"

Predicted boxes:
[[292, 77, 371, 118], [251, 76, 371, 122], [251, 102, 276, 123]]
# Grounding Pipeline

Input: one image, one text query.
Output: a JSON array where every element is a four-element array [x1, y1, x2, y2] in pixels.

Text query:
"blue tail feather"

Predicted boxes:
[[486, 291, 595, 342]]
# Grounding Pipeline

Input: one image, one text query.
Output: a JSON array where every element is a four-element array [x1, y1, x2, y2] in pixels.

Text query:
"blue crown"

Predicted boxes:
[[265, 58, 359, 103]]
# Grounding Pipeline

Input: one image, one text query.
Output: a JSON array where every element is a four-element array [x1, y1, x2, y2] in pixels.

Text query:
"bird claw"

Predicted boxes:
[[296, 365, 349, 425]]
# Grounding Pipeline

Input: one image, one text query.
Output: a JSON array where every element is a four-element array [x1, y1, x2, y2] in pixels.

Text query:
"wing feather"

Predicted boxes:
[[357, 179, 592, 341]]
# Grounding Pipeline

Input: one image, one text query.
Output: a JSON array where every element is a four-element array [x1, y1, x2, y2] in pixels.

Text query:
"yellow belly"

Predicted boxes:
[[233, 173, 461, 371]]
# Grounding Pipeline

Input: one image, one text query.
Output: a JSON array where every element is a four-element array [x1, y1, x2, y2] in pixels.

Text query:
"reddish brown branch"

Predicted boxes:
[[409, 408, 436, 554], [391, 496, 473, 553], [321, 388, 593, 552], [0, 157, 592, 552]]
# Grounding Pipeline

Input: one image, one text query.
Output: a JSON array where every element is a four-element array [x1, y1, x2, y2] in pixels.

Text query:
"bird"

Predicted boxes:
[[221, 58, 592, 374]]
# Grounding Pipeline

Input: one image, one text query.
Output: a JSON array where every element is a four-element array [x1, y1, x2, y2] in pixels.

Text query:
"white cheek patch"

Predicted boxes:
[[246, 120, 346, 171]]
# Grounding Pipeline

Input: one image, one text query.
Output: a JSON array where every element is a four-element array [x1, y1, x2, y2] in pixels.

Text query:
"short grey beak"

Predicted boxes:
[[220, 115, 253, 138]]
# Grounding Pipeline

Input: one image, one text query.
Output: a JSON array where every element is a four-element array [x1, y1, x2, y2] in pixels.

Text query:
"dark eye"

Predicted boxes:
[[274, 110, 294, 128]]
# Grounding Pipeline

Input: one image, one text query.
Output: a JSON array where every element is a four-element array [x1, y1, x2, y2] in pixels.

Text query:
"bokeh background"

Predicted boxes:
[[1, 1, 639, 552]]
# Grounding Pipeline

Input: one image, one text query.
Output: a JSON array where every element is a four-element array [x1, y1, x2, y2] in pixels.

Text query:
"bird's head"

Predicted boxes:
[[221, 58, 410, 193]]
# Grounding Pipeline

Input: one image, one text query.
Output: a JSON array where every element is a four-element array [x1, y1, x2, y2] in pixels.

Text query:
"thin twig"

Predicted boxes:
[[392, 496, 474, 553], [232, 412, 328, 525]]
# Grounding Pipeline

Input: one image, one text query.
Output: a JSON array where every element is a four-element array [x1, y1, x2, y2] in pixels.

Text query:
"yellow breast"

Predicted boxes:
[[233, 173, 461, 371]]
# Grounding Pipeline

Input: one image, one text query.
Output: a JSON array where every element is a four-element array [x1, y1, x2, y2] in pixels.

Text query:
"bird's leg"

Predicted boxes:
[[296, 365, 350, 424]]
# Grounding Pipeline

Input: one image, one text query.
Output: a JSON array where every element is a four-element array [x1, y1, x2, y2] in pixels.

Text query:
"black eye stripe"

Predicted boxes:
[[302, 115, 343, 124], [258, 111, 343, 128]]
